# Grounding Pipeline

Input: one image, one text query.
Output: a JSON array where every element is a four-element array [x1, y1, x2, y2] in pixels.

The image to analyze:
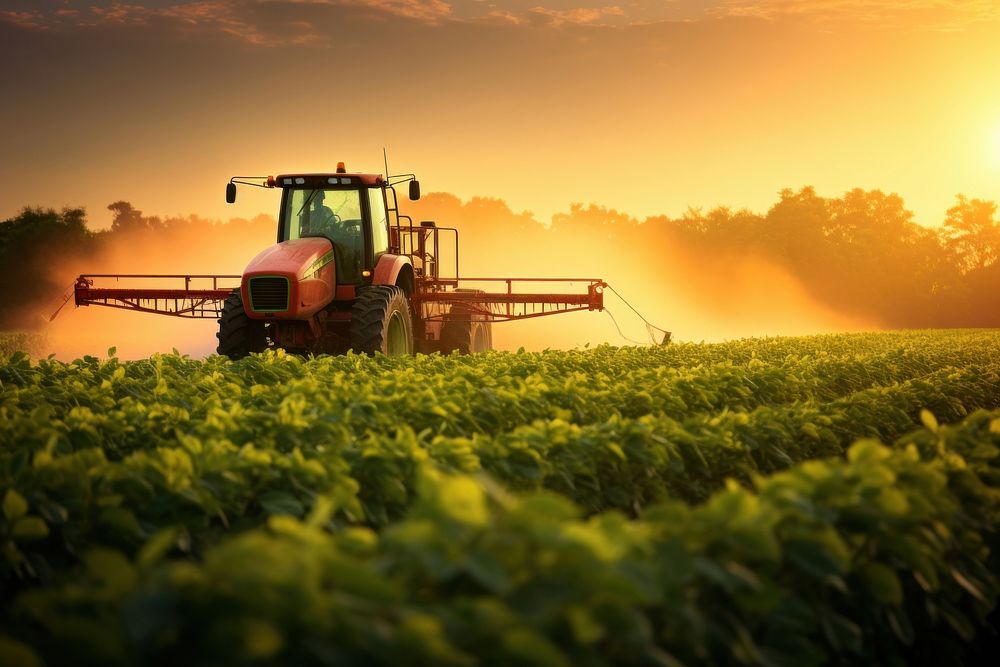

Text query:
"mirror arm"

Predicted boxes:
[[387, 173, 416, 186], [230, 176, 273, 189], [226, 176, 275, 204]]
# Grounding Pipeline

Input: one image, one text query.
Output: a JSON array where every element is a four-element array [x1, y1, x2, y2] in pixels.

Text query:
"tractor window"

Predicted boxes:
[[369, 188, 389, 257], [283, 188, 364, 283]]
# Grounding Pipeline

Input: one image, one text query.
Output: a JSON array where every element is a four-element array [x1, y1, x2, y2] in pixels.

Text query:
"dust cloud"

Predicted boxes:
[[408, 195, 877, 351], [42, 216, 273, 360]]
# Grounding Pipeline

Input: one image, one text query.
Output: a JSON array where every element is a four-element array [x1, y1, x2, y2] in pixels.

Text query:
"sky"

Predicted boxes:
[[1, 0, 1000, 229]]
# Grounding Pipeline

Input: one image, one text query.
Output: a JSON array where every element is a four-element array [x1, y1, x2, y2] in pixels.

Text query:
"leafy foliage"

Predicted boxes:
[[1, 331, 999, 665]]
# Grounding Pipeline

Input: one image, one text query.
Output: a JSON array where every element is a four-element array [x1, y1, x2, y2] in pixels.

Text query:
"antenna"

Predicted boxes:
[[383, 147, 389, 180]]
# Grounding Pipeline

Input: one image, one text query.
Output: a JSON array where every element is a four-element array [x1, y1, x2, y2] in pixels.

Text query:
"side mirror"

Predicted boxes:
[[225, 182, 237, 204], [408, 180, 421, 201]]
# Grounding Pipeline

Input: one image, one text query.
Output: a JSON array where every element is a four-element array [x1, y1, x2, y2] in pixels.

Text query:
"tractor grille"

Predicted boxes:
[[248, 276, 289, 312]]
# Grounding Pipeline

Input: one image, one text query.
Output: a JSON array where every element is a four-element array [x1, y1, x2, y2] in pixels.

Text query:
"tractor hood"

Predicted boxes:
[[241, 237, 336, 320]]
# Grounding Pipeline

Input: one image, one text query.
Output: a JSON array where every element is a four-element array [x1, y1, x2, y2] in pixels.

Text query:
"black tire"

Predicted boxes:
[[350, 286, 414, 356], [440, 293, 493, 354], [216, 289, 267, 359]]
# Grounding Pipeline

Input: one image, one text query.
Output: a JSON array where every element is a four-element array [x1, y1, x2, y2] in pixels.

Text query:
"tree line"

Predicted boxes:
[[1, 188, 998, 331], [0, 202, 274, 329], [653, 188, 1000, 328], [412, 187, 1000, 330]]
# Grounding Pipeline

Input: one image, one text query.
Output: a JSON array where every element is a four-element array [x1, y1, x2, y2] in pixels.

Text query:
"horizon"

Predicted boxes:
[[5, 182, 990, 232]]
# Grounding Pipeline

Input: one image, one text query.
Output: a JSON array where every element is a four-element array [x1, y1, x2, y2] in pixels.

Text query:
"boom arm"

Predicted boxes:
[[414, 278, 605, 322], [72, 275, 240, 318], [68, 274, 604, 323]]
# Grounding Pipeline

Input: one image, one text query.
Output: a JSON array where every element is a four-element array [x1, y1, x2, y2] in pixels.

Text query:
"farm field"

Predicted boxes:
[[1, 329, 999, 665]]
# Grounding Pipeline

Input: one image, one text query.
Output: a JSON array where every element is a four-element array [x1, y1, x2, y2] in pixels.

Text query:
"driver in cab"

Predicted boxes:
[[299, 189, 362, 281], [302, 190, 338, 236]]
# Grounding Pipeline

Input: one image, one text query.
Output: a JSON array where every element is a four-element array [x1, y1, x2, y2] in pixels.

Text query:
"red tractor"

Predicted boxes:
[[71, 164, 608, 358]]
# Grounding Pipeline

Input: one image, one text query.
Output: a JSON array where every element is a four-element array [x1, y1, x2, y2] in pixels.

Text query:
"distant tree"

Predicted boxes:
[[762, 187, 830, 262], [823, 189, 929, 322], [0, 207, 94, 329], [108, 200, 162, 234], [943, 195, 1000, 273], [677, 206, 762, 248], [551, 203, 639, 241], [826, 189, 914, 246]]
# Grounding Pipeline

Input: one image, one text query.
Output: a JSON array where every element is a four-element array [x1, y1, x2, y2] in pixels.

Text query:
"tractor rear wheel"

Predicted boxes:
[[216, 289, 268, 359], [441, 301, 493, 354], [350, 286, 414, 356]]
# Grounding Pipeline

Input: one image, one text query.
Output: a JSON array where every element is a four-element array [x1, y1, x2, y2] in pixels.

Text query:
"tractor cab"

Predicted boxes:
[[271, 170, 392, 285], [225, 164, 424, 287]]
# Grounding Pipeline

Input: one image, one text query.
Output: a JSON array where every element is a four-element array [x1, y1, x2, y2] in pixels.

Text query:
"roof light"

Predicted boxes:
[[336, 162, 346, 173], [341, 178, 351, 184], [282, 178, 292, 185], [294, 177, 305, 185], [327, 177, 338, 185]]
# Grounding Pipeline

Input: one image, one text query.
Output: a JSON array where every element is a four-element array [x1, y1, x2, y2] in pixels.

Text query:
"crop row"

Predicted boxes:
[[5, 333, 1000, 455], [647, 329, 1000, 367], [2, 360, 998, 596], [3, 407, 998, 666]]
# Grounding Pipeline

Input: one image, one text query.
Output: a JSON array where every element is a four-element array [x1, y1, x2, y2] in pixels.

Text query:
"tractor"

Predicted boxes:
[[70, 163, 608, 357]]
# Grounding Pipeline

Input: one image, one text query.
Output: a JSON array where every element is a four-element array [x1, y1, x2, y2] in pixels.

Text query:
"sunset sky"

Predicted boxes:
[[2, 1, 999, 229]]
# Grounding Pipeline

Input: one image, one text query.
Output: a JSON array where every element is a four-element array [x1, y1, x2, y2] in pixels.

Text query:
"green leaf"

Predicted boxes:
[[860, 562, 903, 605], [920, 409, 938, 432], [938, 602, 976, 641], [950, 566, 988, 603], [138, 527, 180, 568], [819, 610, 863, 653], [100, 507, 142, 537], [242, 619, 284, 659], [83, 548, 137, 595], [785, 539, 847, 580], [501, 627, 570, 667], [3, 489, 28, 521], [886, 607, 915, 646], [11, 516, 48, 541], [259, 491, 304, 517], [437, 476, 489, 526], [397, 613, 472, 665], [464, 551, 510, 593], [35, 498, 68, 525], [567, 606, 605, 644], [306, 495, 335, 527], [0, 636, 43, 667]]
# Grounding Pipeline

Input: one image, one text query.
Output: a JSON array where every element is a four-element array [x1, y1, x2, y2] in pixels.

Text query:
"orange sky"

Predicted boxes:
[[2, 1, 999, 229]]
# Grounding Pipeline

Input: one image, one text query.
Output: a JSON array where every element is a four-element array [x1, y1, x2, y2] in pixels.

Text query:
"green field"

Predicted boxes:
[[1, 330, 999, 665]]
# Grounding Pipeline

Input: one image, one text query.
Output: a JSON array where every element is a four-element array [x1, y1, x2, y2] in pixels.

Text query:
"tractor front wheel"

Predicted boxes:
[[350, 286, 414, 356], [216, 289, 268, 359]]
